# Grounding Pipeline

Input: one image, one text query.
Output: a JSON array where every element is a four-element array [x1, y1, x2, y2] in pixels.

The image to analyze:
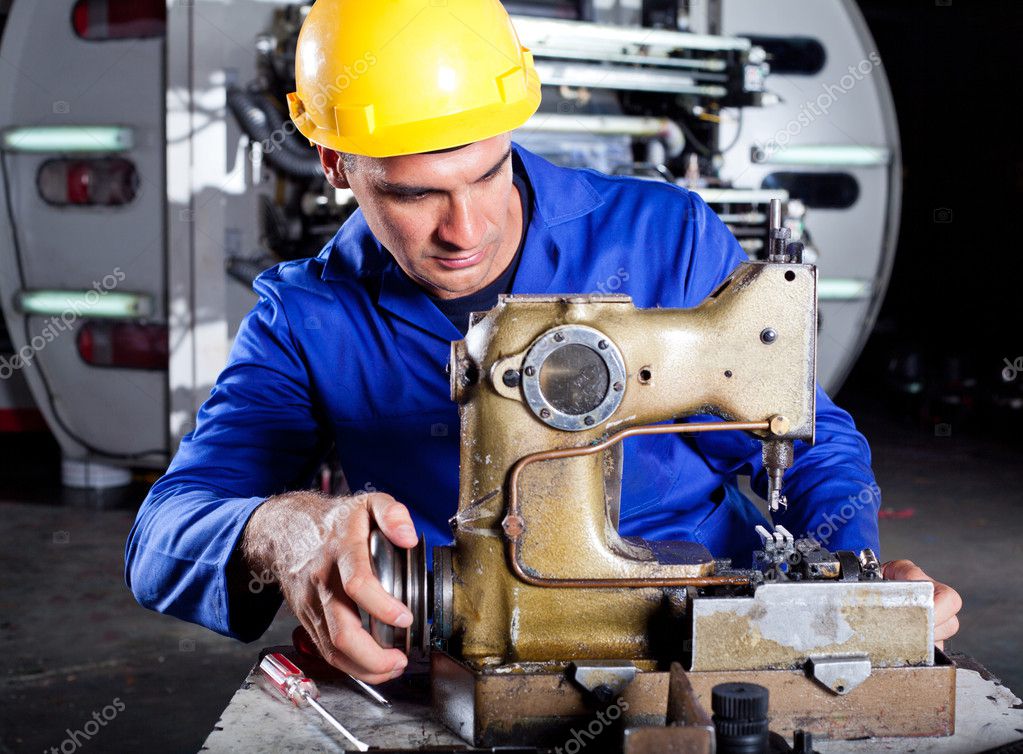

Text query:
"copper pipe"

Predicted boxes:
[[502, 420, 770, 588]]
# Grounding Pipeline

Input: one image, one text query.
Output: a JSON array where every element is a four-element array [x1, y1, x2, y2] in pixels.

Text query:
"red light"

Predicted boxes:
[[77, 322, 168, 370], [71, 0, 165, 41], [66, 162, 92, 205], [72, 3, 89, 38], [37, 158, 138, 207]]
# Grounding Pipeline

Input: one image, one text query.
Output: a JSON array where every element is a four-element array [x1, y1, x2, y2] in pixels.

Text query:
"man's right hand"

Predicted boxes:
[[242, 490, 418, 683]]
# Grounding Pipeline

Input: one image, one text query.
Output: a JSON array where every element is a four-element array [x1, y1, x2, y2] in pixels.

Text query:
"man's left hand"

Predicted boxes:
[[882, 559, 962, 650]]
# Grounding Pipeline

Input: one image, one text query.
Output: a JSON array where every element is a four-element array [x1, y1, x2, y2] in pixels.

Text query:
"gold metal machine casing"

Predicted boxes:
[[438, 261, 816, 664]]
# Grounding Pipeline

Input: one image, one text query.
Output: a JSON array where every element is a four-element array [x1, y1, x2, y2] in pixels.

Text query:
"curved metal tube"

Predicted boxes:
[[502, 420, 771, 588]]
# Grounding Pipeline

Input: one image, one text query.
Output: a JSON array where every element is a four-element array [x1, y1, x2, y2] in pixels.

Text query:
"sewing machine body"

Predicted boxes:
[[404, 256, 955, 748]]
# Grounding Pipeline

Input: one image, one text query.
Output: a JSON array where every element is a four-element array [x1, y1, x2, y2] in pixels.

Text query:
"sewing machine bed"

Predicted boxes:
[[202, 648, 1023, 753]]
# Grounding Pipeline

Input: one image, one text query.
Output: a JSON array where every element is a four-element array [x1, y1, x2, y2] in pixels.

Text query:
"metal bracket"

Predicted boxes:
[[570, 660, 637, 704], [807, 654, 871, 695]]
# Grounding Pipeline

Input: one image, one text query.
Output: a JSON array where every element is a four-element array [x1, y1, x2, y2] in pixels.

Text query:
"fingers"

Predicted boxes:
[[883, 559, 963, 646], [317, 578, 408, 682], [369, 493, 418, 549], [881, 558, 928, 581], [336, 497, 414, 629], [933, 581, 963, 626], [935, 614, 960, 643]]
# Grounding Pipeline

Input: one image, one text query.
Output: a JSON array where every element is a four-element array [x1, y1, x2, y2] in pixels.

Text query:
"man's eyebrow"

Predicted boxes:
[[376, 147, 512, 196]]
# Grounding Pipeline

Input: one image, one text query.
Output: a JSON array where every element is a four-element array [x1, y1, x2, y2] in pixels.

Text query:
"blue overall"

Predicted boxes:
[[126, 143, 881, 641]]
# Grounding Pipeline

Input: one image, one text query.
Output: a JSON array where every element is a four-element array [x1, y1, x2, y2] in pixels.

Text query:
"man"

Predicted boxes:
[[125, 0, 960, 686]]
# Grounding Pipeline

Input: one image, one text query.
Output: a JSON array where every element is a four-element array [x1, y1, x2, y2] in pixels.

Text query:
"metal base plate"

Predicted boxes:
[[431, 650, 955, 748]]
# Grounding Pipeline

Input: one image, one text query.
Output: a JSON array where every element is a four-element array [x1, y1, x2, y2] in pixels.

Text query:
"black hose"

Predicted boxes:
[[251, 93, 317, 158], [226, 88, 324, 181]]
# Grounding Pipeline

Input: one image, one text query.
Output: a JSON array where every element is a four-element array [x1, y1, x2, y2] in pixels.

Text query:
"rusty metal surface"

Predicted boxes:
[[447, 262, 817, 663], [622, 662, 717, 754], [432, 650, 667, 749], [689, 581, 935, 671], [622, 726, 713, 754], [685, 653, 956, 740], [429, 650, 955, 747], [666, 662, 713, 730]]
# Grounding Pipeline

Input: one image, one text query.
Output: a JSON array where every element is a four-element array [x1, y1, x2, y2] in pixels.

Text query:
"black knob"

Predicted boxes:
[[712, 682, 770, 754]]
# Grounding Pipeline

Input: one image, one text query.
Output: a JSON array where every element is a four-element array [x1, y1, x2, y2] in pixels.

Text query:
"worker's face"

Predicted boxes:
[[317, 135, 521, 300]]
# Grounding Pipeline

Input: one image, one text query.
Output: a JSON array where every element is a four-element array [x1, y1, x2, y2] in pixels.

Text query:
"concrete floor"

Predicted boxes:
[[1, 398, 1021, 753]]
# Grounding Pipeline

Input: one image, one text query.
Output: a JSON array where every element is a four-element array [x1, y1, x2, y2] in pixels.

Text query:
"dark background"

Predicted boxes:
[[845, 0, 1023, 434]]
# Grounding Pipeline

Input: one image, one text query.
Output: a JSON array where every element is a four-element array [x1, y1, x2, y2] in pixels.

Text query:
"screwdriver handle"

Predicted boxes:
[[259, 652, 369, 751], [259, 652, 319, 707]]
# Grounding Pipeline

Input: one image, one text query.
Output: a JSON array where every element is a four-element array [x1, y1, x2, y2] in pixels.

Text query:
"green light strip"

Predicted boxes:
[[758, 145, 890, 167], [819, 279, 872, 301], [0, 126, 133, 154], [14, 290, 153, 319]]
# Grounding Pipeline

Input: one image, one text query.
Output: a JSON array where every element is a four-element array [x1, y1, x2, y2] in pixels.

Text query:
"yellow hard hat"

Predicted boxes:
[[287, 0, 542, 158]]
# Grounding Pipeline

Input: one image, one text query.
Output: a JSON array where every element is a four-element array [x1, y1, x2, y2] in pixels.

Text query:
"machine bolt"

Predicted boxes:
[[592, 684, 615, 705], [760, 328, 777, 344], [598, 339, 608, 350], [584, 416, 595, 426], [502, 515, 525, 537], [524, 365, 536, 377], [553, 332, 565, 342], [769, 415, 790, 435], [613, 381, 624, 392], [502, 369, 521, 388], [539, 408, 551, 419]]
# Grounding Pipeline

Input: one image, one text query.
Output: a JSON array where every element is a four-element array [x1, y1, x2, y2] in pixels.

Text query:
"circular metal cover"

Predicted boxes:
[[364, 529, 430, 657], [521, 325, 626, 431]]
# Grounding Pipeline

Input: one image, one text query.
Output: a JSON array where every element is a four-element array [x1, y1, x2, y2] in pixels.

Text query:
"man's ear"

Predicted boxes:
[[316, 145, 351, 190]]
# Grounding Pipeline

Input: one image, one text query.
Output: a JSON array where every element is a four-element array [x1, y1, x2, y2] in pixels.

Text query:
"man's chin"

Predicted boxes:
[[419, 265, 494, 299], [419, 249, 498, 297]]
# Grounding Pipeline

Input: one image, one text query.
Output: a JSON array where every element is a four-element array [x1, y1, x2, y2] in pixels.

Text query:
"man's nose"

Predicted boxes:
[[436, 193, 485, 251]]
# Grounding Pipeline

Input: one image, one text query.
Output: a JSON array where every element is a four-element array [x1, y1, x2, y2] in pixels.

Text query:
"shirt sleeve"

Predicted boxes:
[[680, 190, 882, 557], [124, 270, 330, 640]]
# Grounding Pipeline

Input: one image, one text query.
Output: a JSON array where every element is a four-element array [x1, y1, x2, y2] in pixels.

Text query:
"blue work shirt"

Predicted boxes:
[[125, 143, 881, 642]]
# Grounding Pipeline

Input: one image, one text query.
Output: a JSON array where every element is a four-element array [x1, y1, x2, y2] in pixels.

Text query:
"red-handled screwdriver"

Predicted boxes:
[[259, 652, 369, 751]]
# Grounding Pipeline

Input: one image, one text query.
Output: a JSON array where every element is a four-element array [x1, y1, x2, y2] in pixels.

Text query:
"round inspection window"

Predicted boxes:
[[521, 326, 626, 431], [539, 343, 610, 416]]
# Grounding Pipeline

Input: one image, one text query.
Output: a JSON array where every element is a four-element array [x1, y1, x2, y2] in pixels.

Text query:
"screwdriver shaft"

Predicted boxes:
[[306, 693, 369, 751], [350, 675, 391, 707]]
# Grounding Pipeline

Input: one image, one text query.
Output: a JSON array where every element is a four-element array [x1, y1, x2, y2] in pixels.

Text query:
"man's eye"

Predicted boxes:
[[395, 191, 429, 202]]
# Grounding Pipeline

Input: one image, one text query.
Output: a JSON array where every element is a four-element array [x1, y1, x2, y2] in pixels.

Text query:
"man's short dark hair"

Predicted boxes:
[[339, 152, 358, 173]]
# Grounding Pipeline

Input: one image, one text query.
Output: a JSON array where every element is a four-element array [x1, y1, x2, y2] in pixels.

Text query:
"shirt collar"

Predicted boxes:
[[319, 142, 605, 340]]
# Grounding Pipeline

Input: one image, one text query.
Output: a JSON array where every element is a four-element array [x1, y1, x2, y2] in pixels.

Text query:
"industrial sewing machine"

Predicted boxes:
[[364, 203, 954, 752]]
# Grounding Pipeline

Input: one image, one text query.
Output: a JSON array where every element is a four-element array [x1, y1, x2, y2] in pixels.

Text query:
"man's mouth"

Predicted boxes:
[[433, 247, 487, 270]]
